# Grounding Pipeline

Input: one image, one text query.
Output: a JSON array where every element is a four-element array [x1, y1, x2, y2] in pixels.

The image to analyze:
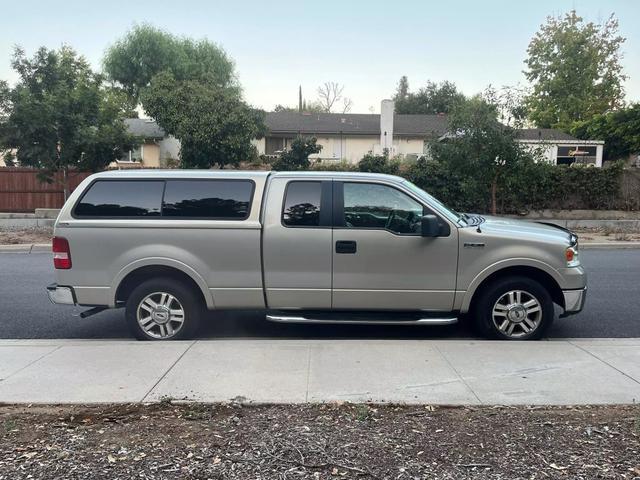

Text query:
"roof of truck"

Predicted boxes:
[[88, 170, 406, 184]]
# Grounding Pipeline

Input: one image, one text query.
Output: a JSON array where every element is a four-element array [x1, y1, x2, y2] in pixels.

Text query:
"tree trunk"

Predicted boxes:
[[491, 175, 498, 215], [62, 166, 69, 202]]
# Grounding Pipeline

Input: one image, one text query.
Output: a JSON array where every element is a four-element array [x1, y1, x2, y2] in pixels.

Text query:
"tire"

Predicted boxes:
[[125, 277, 203, 341], [473, 276, 554, 340]]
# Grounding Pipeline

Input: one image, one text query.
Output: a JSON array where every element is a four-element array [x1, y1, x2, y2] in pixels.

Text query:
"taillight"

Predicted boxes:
[[52, 237, 72, 269]]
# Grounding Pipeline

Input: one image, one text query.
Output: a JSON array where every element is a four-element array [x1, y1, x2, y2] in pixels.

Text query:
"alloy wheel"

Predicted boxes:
[[136, 292, 185, 339], [491, 290, 543, 338]]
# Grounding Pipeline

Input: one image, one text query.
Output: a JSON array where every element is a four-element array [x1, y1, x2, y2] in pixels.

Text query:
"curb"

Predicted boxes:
[[581, 242, 640, 249], [0, 243, 50, 253]]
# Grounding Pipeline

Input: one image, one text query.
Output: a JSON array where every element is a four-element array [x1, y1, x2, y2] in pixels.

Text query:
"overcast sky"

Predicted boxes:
[[1, 0, 639, 113]]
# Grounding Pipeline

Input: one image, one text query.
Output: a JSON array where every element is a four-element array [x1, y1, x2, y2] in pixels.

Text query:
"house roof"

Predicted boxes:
[[123, 116, 585, 145], [515, 128, 578, 141], [265, 112, 449, 137], [125, 118, 166, 139]]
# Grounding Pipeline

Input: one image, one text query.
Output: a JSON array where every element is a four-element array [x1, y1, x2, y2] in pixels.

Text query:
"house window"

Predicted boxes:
[[266, 137, 294, 155], [557, 145, 598, 165]]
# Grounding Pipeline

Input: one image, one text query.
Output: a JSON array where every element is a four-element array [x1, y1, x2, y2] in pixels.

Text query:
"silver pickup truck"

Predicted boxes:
[[47, 170, 586, 341]]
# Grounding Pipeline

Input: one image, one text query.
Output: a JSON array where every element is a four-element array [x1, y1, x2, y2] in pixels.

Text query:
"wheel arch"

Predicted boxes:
[[111, 258, 214, 309], [461, 261, 565, 314]]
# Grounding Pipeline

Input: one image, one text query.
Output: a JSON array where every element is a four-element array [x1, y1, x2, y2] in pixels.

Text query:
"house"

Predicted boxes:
[[515, 129, 604, 167], [258, 101, 605, 166], [256, 100, 448, 163], [112, 118, 180, 168], [118, 100, 605, 167]]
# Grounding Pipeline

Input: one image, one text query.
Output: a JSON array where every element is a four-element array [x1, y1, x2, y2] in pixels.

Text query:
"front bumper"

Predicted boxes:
[[46, 283, 76, 305], [560, 287, 587, 317]]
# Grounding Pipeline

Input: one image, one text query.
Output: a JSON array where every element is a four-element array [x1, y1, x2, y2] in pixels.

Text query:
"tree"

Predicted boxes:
[[273, 104, 298, 113], [429, 96, 533, 214], [571, 104, 640, 161], [393, 79, 465, 114], [103, 24, 236, 101], [316, 82, 352, 113], [341, 97, 354, 114], [0, 46, 134, 198], [271, 137, 322, 171], [105, 25, 266, 169], [524, 11, 626, 130], [395, 76, 409, 100], [483, 84, 529, 127], [141, 72, 266, 169]]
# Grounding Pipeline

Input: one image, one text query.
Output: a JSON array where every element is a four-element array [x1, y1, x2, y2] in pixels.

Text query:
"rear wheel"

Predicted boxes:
[[473, 276, 554, 340], [125, 277, 203, 341]]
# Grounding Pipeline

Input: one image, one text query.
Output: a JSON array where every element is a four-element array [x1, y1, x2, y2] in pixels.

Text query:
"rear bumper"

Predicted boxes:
[[560, 287, 587, 317], [46, 283, 76, 305]]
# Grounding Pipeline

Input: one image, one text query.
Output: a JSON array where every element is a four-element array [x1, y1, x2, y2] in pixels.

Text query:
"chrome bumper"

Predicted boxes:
[[46, 284, 76, 305], [560, 287, 586, 317]]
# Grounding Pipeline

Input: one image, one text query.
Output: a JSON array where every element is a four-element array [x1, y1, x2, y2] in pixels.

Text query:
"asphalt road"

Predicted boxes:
[[0, 249, 638, 339]]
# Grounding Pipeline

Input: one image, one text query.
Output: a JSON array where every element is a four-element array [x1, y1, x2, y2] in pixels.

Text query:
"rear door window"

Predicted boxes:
[[74, 181, 164, 217], [162, 180, 254, 219], [282, 181, 324, 227]]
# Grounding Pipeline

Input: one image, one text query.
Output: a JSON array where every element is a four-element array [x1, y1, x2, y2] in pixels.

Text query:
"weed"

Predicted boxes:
[[354, 404, 370, 421], [3, 419, 17, 432]]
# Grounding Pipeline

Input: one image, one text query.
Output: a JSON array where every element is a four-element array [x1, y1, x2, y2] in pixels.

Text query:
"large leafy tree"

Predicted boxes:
[[524, 11, 626, 130], [572, 104, 640, 161], [103, 24, 237, 101], [104, 25, 265, 168], [393, 79, 465, 114], [141, 72, 266, 168], [0, 46, 134, 197], [429, 96, 533, 214]]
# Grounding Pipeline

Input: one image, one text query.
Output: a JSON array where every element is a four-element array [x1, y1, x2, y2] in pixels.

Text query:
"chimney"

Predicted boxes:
[[380, 99, 394, 155]]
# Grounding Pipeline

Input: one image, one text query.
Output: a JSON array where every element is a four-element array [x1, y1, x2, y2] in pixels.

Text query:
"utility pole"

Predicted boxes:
[[298, 86, 303, 113]]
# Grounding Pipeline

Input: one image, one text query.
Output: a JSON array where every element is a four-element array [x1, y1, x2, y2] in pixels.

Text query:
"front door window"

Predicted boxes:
[[342, 182, 423, 235]]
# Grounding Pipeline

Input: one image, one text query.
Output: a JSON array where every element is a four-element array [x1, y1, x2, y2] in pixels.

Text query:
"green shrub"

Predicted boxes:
[[405, 158, 626, 213], [358, 153, 400, 175], [274, 146, 630, 212], [310, 160, 357, 172], [271, 137, 322, 171]]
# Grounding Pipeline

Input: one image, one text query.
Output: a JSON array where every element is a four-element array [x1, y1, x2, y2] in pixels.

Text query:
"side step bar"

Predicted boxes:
[[266, 314, 458, 326]]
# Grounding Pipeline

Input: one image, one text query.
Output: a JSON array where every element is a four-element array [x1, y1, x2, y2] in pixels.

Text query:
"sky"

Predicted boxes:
[[1, 0, 639, 113]]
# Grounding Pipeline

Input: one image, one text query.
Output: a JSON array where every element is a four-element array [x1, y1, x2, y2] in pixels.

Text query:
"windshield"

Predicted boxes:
[[402, 180, 467, 226]]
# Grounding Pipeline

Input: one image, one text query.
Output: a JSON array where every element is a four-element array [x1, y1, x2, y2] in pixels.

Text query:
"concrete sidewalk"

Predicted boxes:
[[0, 338, 638, 405]]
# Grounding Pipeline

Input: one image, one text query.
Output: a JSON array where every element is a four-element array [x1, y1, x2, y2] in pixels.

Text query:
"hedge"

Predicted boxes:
[[310, 157, 636, 213]]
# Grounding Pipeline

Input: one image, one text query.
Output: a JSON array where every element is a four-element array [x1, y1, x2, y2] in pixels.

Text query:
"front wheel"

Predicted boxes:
[[473, 276, 554, 340], [125, 277, 203, 341]]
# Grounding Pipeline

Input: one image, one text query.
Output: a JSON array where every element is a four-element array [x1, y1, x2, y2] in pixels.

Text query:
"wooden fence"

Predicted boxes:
[[0, 168, 92, 212]]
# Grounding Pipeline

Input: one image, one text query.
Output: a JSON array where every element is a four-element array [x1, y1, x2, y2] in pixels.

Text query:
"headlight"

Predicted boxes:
[[565, 246, 580, 267]]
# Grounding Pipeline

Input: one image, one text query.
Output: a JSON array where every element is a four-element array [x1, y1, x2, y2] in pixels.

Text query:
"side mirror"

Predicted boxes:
[[421, 214, 450, 237]]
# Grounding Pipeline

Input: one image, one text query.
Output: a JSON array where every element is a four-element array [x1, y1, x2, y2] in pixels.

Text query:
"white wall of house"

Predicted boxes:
[[518, 140, 604, 167], [158, 136, 180, 163], [256, 135, 426, 164], [252, 137, 265, 154]]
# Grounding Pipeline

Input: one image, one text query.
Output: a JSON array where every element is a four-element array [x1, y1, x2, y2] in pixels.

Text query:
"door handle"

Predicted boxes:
[[336, 240, 357, 254]]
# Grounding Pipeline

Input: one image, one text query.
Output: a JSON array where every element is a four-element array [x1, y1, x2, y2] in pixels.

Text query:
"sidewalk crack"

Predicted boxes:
[[434, 345, 483, 405], [569, 340, 640, 386], [140, 340, 196, 402], [0, 344, 63, 382]]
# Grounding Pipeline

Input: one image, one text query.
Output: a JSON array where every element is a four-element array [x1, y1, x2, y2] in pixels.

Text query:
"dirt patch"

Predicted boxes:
[[0, 227, 52, 245], [0, 403, 638, 479]]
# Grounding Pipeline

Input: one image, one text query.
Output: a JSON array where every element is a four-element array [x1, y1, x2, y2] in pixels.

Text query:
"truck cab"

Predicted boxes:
[[48, 170, 586, 340]]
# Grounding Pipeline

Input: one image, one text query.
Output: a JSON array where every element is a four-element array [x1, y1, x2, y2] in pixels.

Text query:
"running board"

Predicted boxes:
[[265, 314, 458, 326]]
